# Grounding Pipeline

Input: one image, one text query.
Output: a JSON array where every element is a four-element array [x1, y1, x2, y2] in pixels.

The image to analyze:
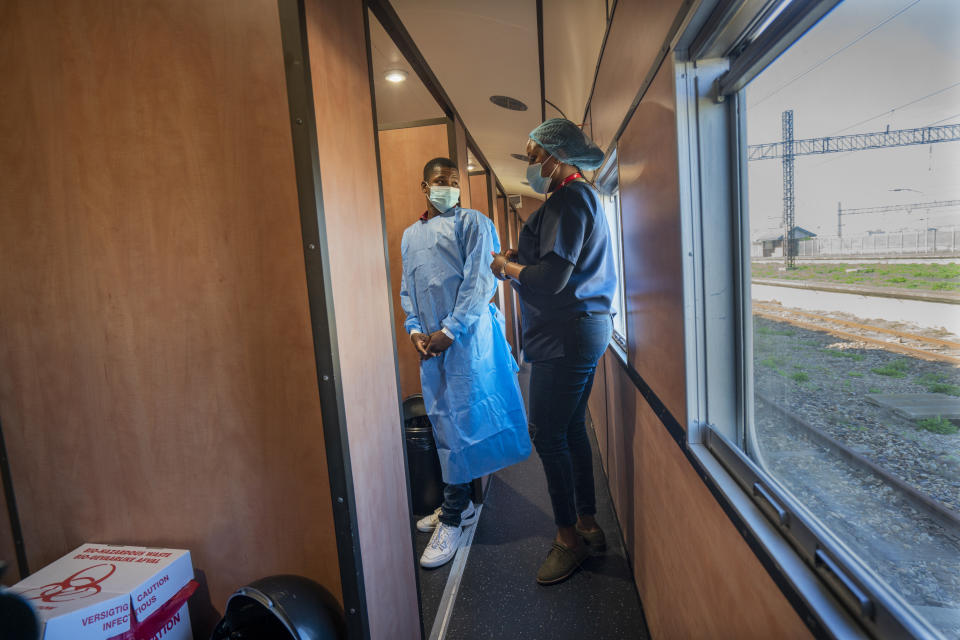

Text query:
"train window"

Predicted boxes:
[[739, 0, 960, 637], [595, 150, 628, 353]]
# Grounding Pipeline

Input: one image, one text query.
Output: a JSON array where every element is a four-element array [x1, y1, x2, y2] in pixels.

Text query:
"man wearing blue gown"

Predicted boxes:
[[400, 157, 530, 569]]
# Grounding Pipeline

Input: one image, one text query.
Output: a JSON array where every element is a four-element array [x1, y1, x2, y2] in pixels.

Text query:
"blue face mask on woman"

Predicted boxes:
[[526, 157, 560, 194], [428, 186, 460, 212]]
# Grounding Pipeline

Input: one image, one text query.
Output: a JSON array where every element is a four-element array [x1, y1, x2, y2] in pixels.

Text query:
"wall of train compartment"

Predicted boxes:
[[584, 1, 811, 637]]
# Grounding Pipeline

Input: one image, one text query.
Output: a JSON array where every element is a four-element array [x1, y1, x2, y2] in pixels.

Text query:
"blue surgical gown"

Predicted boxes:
[[400, 207, 531, 484]]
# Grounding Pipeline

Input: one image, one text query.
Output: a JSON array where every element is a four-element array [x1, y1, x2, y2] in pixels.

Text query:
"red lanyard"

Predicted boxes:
[[553, 172, 582, 192]]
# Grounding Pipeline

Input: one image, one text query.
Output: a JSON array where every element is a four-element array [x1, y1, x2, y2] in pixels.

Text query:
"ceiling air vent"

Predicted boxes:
[[508, 194, 523, 209], [490, 95, 528, 111]]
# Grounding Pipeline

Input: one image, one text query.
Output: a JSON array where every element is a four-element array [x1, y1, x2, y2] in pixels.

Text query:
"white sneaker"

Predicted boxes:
[[416, 502, 477, 533], [420, 523, 463, 568]]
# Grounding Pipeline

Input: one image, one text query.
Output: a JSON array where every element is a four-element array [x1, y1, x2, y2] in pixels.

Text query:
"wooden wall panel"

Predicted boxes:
[[506, 208, 525, 353], [0, 476, 19, 585], [378, 124, 451, 400], [469, 173, 490, 216], [485, 174, 497, 224], [604, 359, 811, 639], [589, 0, 686, 152], [304, 1, 419, 637], [506, 196, 544, 354], [453, 119, 472, 209], [0, 0, 340, 627], [494, 195, 519, 354], [605, 356, 635, 518], [587, 351, 608, 470], [618, 60, 687, 426], [580, 2, 811, 637], [513, 195, 544, 223]]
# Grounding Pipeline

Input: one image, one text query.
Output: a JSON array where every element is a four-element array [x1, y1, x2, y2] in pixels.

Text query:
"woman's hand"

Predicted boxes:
[[490, 251, 509, 280]]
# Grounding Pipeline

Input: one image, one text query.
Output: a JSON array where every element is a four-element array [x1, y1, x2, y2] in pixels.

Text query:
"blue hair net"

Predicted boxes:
[[529, 118, 604, 170]]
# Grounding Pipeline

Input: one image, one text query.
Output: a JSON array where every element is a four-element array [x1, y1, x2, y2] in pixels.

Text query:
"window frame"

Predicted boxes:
[[675, 1, 948, 638], [595, 149, 629, 360]]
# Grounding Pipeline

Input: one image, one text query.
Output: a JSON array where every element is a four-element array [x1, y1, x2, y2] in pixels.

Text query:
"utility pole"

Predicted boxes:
[[782, 110, 796, 269], [749, 118, 960, 265], [837, 201, 842, 238]]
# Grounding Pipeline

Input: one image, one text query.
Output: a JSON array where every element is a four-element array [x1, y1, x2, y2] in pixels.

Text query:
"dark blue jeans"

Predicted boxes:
[[528, 314, 612, 527], [439, 482, 471, 527]]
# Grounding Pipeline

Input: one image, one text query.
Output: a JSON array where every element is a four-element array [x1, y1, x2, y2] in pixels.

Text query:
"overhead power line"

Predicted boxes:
[[837, 199, 960, 237], [929, 111, 960, 127], [749, 0, 921, 109], [828, 81, 960, 136]]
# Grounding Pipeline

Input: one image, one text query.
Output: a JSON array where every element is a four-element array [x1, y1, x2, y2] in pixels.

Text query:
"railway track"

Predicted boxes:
[[753, 302, 960, 364], [756, 393, 960, 540]]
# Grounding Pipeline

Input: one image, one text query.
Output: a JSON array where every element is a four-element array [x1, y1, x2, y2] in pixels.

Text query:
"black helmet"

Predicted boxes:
[[210, 575, 343, 640]]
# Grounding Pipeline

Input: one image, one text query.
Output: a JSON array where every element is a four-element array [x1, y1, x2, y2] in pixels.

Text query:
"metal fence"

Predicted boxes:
[[752, 229, 960, 257]]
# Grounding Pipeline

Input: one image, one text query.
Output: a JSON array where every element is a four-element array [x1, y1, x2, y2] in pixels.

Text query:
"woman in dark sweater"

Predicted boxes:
[[490, 118, 617, 585]]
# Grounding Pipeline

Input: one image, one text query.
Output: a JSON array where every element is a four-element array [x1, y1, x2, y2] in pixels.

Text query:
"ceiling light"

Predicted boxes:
[[384, 69, 408, 83], [510, 153, 528, 161], [490, 95, 528, 111], [468, 163, 477, 170]]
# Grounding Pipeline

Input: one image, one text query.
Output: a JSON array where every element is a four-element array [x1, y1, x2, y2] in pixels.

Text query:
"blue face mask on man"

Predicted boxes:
[[526, 157, 560, 194], [429, 186, 460, 212]]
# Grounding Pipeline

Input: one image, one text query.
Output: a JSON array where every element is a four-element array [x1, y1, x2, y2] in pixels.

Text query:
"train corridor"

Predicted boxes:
[[3, 1, 958, 639], [414, 360, 647, 639]]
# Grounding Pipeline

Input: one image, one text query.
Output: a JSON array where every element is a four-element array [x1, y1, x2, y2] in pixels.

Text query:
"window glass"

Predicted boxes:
[[742, 0, 960, 636], [597, 155, 628, 350]]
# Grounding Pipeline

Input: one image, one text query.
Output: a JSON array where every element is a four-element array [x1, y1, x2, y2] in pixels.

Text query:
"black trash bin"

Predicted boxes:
[[210, 574, 343, 640], [0, 561, 39, 640], [403, 394, 444, 516]]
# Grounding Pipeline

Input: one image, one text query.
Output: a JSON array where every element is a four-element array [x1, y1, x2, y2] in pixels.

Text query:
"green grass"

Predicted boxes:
[[928, 382, 960, 396], [790, 371, 810, 383], [868, 387, 881, 393], [756, 324, 795, 337], [847, 371, 864, 378], [760, 356, 787, 369], [915, 416, 959, 435], [917, 372, 960, 396], [871, 359, 911, 378], [751, 262, 959, 293], [824, 348, 864, 361]]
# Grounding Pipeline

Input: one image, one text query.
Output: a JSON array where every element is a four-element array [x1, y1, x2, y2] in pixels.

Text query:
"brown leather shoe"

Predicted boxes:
[[575, 523, 606, 552], [536, 542, 589, 585]]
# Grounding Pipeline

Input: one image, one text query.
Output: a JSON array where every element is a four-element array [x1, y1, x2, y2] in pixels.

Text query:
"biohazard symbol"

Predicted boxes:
[[21, 563, 117, 603]]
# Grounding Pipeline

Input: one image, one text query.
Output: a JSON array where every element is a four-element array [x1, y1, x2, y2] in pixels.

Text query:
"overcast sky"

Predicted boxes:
[[745, 0, 959, 239]]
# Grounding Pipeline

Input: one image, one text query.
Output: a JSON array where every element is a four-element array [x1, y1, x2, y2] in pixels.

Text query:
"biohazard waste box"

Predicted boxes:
[[9, 543, 196, 640]]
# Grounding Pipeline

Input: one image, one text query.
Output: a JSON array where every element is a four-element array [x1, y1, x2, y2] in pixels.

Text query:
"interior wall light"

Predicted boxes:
[[384, 69, 408, 83]]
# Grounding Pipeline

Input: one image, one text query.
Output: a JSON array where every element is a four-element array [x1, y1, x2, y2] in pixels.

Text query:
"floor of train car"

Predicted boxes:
[[414, 407, 649, 639]]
